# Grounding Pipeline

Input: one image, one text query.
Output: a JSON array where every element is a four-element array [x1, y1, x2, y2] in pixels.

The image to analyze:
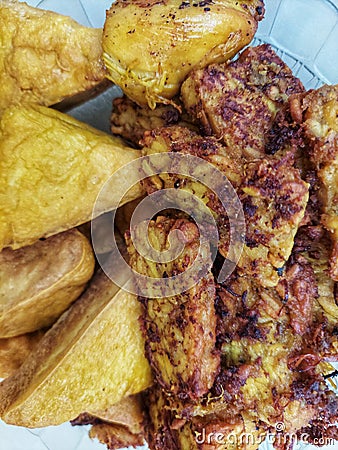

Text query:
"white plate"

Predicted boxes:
[[0, 1, 337, 450]]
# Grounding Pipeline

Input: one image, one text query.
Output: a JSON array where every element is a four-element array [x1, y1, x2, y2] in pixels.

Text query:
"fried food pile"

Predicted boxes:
[[116, 45, 338, 449], [0, 1, 337, 450]]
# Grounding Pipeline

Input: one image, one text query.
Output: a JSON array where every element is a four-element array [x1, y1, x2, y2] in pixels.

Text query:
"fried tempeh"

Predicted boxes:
[[0, 267, 152, 427], [0, 229, 94, 338], [0, 104, 144, 251], [140, 126, 308, 287], [111, 95, 196, 147], [290, 84, 338, 280], [126, 216, 220, 402], [181, 44, 304, 160], [0, 0, 107, 113]]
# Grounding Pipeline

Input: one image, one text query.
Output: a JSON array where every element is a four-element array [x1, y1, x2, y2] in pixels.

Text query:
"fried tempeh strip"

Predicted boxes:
[[181, 44, 304, 160], [126, 216, 220, 402], [290, 84, 338, 280], [0, 0, 107, 113], [140, 126, 308, 287], [111, 96, 195, 147], [0, 229, 94, 338], [0, 104, 144, 251]]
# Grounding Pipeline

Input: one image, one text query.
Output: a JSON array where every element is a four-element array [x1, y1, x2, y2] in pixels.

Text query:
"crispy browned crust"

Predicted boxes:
[[142, 221, 338, 447], [140, 126, 308, 287], [126, 216, 220, 402], [290, 84, 338, 281], [238, 154, 309, 286], [89, 422, 145, 450], [111, 96, 196, 147], [181, 44, 304, 160]]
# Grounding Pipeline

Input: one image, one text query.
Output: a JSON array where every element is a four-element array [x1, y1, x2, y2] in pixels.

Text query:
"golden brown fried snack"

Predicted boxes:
[[290, 84, 338, 280], [126, 216, 220, 402], [90, 422, 145, 450], [0, 229, 94, 338], [103, 0, 264, 108], [181, 44, 304, 160], [140, 126, 308, 287], [90, 395, 145, 435], [0, 0, 107, 113], [0, 330, 45, 379], [72, 395, 146, 449], [0, 268, 152, 427], [0, 104, 144, 251], [111, 96, 195, 147]]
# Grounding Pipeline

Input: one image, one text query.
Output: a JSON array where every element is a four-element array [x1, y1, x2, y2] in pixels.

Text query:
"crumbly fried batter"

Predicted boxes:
[[126, 216, 220, 402], [181, 44, 304, 160], [238, 154, 309, 287], [141, 220, 338, 449], [290, 84, 338, 280], [0, 0, 107, 113], [141, 126, 308, 286], [111, 96, 195, 147], [89, 422, 145, 450]]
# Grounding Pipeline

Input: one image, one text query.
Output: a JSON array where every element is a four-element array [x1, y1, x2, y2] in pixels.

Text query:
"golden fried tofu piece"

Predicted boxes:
[[103, 0, 264, 108], [0, 229, 94, 338], [140, 126, 308, 287], [0, 268, 152, 427], [291, 84, 338, 280], [0, 104, 144, 251], [111, 95, 195, 147], [181, 44, 304, 160], [0, 330, 44, 378], [126, 216, 220, 402], [0, 0, 107, 113]]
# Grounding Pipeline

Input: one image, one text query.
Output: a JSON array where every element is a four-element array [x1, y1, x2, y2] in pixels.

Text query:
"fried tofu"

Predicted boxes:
[[0, 0, 107, 113], [0, 268, 152, 427], [0, 229, 94, 338], [0, 330, 45, 379], [0, 104, 143, 251], [181, 44, 304, 160]]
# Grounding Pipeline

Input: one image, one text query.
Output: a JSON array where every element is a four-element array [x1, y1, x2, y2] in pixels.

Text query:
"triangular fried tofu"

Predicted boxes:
[[0, 269, 152, 427], [0, 104, 143, 251], [0, 0, 107, 113]]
